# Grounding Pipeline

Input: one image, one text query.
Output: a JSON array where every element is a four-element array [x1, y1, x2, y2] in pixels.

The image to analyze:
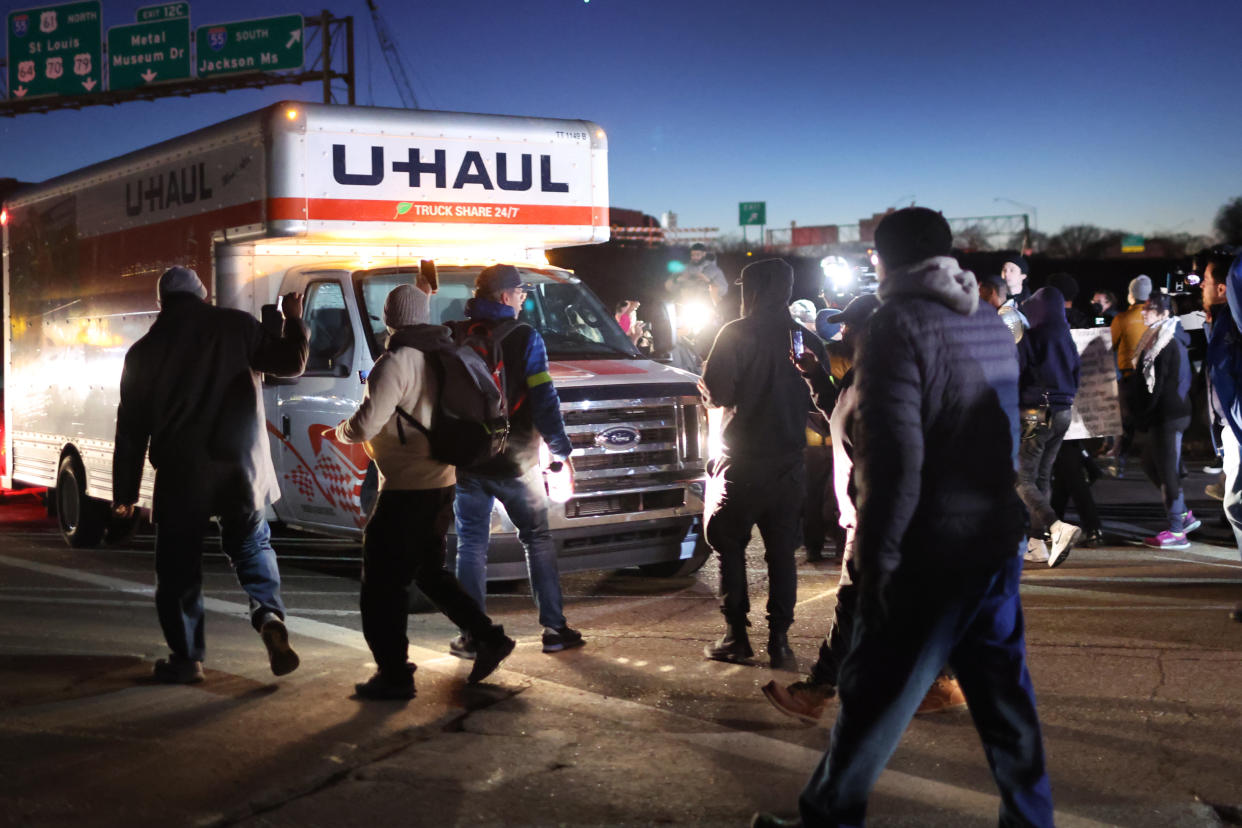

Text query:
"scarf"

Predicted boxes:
[[1133, 316, 1178, 393]]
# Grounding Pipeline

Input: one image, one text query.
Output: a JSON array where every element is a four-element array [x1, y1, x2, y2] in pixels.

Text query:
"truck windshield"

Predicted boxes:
[[355, 266, 641, 360]]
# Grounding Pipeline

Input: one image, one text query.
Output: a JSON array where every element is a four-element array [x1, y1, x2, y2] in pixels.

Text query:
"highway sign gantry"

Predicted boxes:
[[196, 14, 303, 79], [7, 0, 103, 100], [107, 17, 191, 91]]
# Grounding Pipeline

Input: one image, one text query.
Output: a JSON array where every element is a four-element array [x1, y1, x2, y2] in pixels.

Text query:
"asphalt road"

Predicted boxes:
[[1, 472, 1241, 828]]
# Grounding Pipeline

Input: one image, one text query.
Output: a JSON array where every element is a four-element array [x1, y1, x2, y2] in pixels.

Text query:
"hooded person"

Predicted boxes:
[[699, 257, 826, 670], [335, 283, 516, 699], [753, 207, 1053, 828], [1199, 246, 1242, 622], [1016, 285, 1083, 567], [112, 266, 309, 684]]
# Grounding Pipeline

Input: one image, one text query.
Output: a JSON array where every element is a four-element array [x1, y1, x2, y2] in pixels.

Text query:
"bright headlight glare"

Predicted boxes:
[[681, 301, 713, 334]]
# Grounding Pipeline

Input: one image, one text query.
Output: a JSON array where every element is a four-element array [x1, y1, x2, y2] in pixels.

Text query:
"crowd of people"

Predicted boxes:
[[110, 214, 1242, 825]]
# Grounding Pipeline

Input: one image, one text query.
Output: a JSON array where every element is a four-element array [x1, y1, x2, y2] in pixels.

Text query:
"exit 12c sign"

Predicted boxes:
[[7, 0, 103, 99]]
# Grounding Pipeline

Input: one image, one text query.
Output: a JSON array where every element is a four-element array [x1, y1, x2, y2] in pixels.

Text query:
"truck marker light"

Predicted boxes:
[[286, 107, 299, 120], [1, 209, 6, 225]]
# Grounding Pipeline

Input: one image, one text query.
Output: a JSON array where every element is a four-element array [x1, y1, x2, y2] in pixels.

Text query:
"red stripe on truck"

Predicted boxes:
[[268, 198, 607, 227]]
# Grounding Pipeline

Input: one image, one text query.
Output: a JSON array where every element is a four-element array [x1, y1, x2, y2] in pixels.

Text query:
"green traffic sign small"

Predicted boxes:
[[108, 17, 190, 90], [7, 0, 103, 100], [739, 201, 766, 226], [196, 14, 303, 79], [137, 3, 188, 22]]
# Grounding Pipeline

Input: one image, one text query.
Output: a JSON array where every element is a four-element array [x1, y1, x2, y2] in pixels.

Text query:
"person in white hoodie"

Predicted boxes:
[[335, 284, 515, 700]]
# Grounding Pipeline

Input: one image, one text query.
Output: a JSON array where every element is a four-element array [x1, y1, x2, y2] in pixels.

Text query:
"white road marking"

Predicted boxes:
[[0, 552, 1156, 826]]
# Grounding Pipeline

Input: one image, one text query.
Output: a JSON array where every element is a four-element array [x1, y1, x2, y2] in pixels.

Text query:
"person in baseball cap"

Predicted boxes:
[[475, 263, 533, 296]]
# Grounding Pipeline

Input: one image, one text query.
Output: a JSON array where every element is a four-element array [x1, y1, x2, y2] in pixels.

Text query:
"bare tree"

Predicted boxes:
[[1215, 197, 1242, 245], [953, 224, 993, 252], [1005, 229, 1049, 253], [1045, 224, 1126, 258]]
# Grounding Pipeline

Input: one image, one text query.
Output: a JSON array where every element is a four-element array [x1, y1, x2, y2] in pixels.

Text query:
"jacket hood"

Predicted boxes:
[[465, 296, 518, 321], [1022, 287, 1070, 333], [386, 323, 453, 352], [1226, 254, 1242, 328], [878, 255, 978, 316], [739, 260, 793, 318]]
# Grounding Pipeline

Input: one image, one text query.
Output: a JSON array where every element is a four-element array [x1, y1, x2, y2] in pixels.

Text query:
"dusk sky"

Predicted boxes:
[[3, 0, 1240, 239]]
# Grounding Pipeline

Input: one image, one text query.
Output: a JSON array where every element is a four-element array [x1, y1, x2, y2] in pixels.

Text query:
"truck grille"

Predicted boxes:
[[561, 397, 703, 508]]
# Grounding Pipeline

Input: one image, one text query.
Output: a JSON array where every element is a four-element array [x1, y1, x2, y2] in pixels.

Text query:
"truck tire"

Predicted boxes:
[[637, 535, 711, 578], [55, 456, 108, 548]]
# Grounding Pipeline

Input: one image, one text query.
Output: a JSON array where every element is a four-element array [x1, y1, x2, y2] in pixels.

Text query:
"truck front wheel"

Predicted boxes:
[[55, 456, 108, 548]]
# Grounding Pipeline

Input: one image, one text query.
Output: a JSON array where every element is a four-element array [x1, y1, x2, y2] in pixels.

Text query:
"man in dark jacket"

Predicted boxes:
[[1017, 286, 1083, 567], [449, 264, 584, 657], [753, 208, 1053, 828], [112, 266, 308, 684], [699, 257, 824, 670]]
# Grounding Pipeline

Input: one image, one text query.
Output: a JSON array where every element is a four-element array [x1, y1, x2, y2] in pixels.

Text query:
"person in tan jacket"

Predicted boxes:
[[335, 283, 514, 699], [1111, 275, 1153, 469]]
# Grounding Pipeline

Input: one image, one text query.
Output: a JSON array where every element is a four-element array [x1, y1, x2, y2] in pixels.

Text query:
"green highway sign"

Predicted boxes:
[[7, 1, 103, 100], [739, 201, 766, 226], [108, 18, 191, 91], [196, 14, 303, 79], [1121, 234, 1146, 253], [137, 3, 189, 22]]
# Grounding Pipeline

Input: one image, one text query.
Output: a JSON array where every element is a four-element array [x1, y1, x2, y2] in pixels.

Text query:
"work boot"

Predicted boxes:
[[704, 619, 753, 664], [761, 679, 835, 724], [767, 630, 798, 672], [152, 655, 204, 684], [259, 614, 300, 677], [916, 675, 968, 715]]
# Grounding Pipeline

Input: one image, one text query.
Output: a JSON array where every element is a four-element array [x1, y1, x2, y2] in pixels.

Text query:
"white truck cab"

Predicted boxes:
[[4, 102, 708, 577]]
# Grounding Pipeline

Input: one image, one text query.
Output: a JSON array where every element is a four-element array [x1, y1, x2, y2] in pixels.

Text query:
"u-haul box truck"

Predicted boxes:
[[3, 102, 709, 578]]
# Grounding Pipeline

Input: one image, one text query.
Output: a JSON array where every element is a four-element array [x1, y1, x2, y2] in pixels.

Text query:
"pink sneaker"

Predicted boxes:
[[1182, 511, 1202, 533], [1143, 530, 1190, 550]]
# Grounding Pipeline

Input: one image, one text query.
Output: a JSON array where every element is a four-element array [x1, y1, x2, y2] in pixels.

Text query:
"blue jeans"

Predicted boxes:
[[154, 509, 286, 662], [799, 553, 1053, 828], [1221, 428, 1242, 555], [454, 468, 566, 629]]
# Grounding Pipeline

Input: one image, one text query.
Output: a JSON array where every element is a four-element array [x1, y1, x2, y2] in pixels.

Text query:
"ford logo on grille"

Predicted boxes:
[[595, 426, 642, 452]]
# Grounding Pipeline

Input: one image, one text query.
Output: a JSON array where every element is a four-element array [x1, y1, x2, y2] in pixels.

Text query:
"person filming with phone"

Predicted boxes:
[[698, 258, 826, 671]]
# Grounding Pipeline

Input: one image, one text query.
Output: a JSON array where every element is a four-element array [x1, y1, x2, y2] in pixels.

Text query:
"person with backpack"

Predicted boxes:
[[447, 264, 585, 658], [335, 283, 516, 700]]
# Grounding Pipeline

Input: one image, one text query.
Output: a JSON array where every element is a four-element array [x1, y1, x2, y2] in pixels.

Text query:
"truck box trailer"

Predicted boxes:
[[3, 101, 708, 578]]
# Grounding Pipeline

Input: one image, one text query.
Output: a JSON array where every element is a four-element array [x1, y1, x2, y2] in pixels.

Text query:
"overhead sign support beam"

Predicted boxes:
[[0, 9, 353, 117]]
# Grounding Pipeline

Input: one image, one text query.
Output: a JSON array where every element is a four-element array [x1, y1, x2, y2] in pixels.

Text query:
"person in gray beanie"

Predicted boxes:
[[1110, 274, 1155, 473], [335, 283, 516, 699], [112, 267, 308, 684]]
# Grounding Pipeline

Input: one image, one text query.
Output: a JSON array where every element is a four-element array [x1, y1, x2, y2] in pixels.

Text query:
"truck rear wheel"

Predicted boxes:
[[56, 456, 108, 548]]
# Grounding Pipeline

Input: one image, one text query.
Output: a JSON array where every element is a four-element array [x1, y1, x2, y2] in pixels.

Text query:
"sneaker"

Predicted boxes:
[[1182, 511, 1202, 534], [1143, 530, 1190, 550], [1204, 464, 1223, 474], [916, 675, 967, 715], [1206, 482, 1225, 502], [354, 671, 415, 700], [152, 656, 204, 684], [449, 634, 477, 661], [542, 626, 585, 653], [761, 679, 835, 724], [1024, 537, 1049, 563], [468, 629, 516, 684], [260, 615, 300, 677], [1048, 520, 1081, 568]]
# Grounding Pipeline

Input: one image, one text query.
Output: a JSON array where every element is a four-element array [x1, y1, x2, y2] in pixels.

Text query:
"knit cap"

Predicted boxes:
[[157, 266, 207, 304], [1129, 274, 1152, 302], [383, 283, 430, 328], [874, 208, 954, 269]]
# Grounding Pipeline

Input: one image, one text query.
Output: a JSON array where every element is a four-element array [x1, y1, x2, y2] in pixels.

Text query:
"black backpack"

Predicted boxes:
[[392, 319, 518, 467]]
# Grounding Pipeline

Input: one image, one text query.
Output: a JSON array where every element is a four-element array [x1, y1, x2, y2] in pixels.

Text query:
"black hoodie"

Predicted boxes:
[[699, 261, 823, 471], [1018, 287, 1081, 410]]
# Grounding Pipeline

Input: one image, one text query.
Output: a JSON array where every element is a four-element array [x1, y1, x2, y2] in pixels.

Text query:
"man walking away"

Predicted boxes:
[[336, 284, 516, 699], [699, 258, 817, 671], [753, 207, 1053, 828], [1111, 275, 1153, 474], [1017, 286, 1082, 567], [1199, 246, 1242, 623], [112, 267, 308, 684], [449, 265, 584, 657]]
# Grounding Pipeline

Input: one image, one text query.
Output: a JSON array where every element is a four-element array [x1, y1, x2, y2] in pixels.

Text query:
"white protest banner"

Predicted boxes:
[[1064, 327, 1121, 440]]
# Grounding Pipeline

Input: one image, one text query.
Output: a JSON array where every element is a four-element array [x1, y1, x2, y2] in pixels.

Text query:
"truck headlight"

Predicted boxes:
[[821, 256, 855, 295]]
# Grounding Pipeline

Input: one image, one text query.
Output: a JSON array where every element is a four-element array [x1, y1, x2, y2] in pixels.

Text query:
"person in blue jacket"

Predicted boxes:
[[448, 264, 585, 657]]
